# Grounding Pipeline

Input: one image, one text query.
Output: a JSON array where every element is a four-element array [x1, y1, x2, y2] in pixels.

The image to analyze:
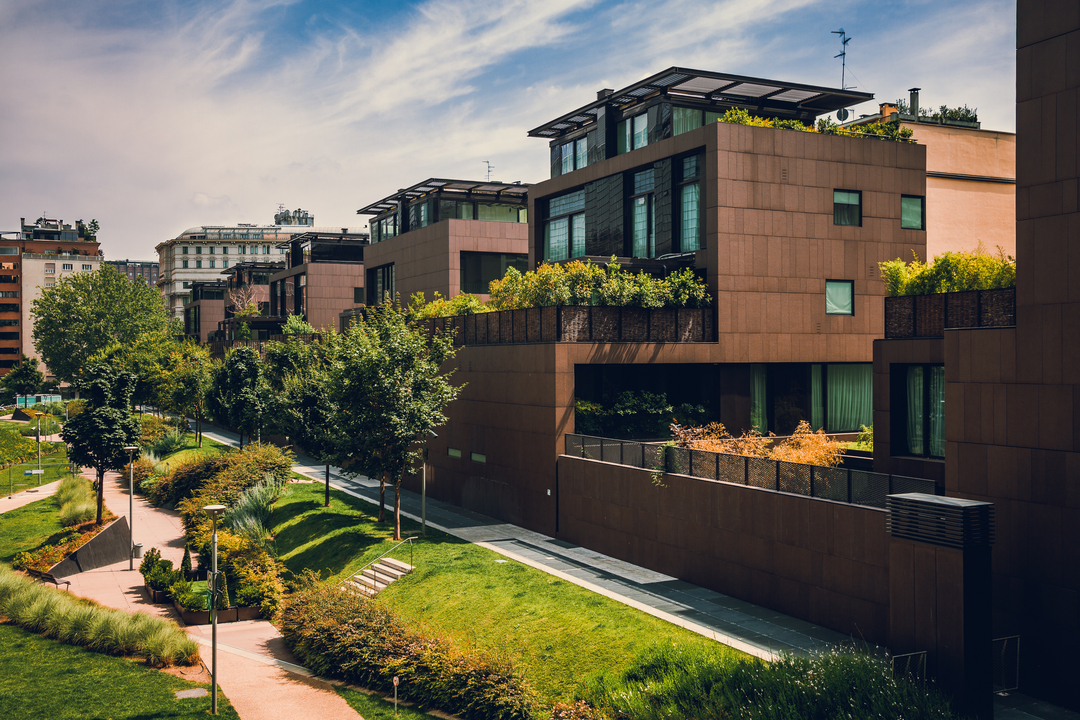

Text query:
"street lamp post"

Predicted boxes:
[[203, 504, 227, 715], [422, 430, 437, 537], [124, 446, 138, 570]]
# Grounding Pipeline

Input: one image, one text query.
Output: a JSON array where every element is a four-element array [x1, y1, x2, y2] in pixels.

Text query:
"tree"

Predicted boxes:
[[206, 346, 270, 447], [330, 303, 462, 540], [31, 264, 173, 383], [270, 334, 341, 507], [61, 362, 140, 524], [90, 330, 176, 411], [0, 355, 44, 397], [162, 342, 214, 447]]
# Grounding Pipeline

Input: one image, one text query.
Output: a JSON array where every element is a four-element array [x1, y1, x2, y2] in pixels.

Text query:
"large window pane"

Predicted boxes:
[[575, 139, 588, 170], [545, 218, 569, 262], [825, 280, 854, 315], [549, 190, 585, 217], [561, 142, 574, 175], [901, 195, 925, 230], [477, 203, 522, 222], [811, 364, 824, 430], [834, 189, 862, 226], [460, 252, 528, 294], [617, 120, 629, 154], [751, 364, 768, 432], [826, 364, 872, 432], [632, 113, 648, 150], [673, 107, 702, 135], [906, 366, 924, 455], [680, 183, 700, 251], [571, 214, 586, 258], [632, 197, 649, 257], [929, 365, 945, 457]]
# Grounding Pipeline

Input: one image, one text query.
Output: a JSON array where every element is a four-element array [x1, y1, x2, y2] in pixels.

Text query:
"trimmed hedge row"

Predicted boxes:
[[281, 584, 535, 720]]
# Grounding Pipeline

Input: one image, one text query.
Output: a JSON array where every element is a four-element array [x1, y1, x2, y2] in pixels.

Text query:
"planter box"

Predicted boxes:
[[676, 308, 704, 342], [173, 600, 247, 625], [620, 307, 648, 341], [945, 291, 978, 329], [590, 307, 620, 341], [511, 309, 527, 343], [981, 288, 1015, 327], [145, 585, 170, 604], [649, 308, 678, 342], [560, 306, 590, 342], [541, 306, 558, 341], [236, 605, 262, 622]]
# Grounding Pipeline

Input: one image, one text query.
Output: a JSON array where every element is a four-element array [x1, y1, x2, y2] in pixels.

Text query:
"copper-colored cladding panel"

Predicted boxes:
[[362, 220, 528, 304], [302, 264, 364, 331]]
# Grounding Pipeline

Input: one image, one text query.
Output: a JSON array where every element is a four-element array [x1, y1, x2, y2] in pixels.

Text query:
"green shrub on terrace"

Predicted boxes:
[[408, 291, 492, 320], [880, 244, 1016, 296]]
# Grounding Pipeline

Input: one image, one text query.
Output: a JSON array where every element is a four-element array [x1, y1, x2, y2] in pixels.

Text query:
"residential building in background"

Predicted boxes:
[[105, 258, 158, 286], [354, 178, 529, 310], [848, 89, 1016, 258], [183, 280, 227, 344], [268, 227, 370, 331], [0, 217, 101, 377]]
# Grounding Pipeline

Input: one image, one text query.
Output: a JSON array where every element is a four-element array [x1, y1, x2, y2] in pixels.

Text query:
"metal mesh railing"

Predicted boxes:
[[992, 636, 1020, 693], [564, 434, 938, 508]]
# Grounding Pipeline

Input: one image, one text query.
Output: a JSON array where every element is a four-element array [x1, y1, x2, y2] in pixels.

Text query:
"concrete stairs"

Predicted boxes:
[[344, 557, 414, 598]]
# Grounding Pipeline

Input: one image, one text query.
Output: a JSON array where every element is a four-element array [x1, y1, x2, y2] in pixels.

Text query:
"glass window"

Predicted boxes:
[[182, 247, 189, 255], [825, 280, 854, 315], [544, 189, 586, 262], [901, 365, 945, 458], [460, 252, 529, 294], [196, 247, 202, 255], [630, 169, 656, 258], [62, 263, 73, 271], [182, 260, 189, 269], [632, 113, 649, 150], [834, 190, 862, 226], [366, 264, 395, 305], [209, 260, 216, 268], [571, 215, 586, 258], [471, 452, 487, 463], [549, 190, 585, 217], [195, 260, 202, 269], [826, 364, 873, 432], [545, 217, 569, 262], [448, 448, 462, 459], [673, 107, 703, 135], [901, 195, 925, 230], [617, 119, 629, 154], [679, 155, 702, 252], [575, 138, 587, 170], [223, 260, 229, 268], [561, 142, 574, 175], [82, 264, 92, 271], [477, 203, 524, 222]]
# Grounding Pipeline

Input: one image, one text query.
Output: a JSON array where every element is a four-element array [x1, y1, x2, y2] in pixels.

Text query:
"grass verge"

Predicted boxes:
[[334, 686, 432, 720], [0, 623, 239, 719], [270, 482, 746, 705], [2, 449, 74, 496], [0, 495, 65, 564]]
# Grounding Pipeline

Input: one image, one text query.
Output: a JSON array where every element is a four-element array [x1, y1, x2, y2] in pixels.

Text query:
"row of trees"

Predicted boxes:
[[27, 265, 461, 538]]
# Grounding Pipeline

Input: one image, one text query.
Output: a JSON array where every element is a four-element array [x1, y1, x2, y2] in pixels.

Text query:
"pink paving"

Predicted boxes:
[[60, 469, 360, 720]]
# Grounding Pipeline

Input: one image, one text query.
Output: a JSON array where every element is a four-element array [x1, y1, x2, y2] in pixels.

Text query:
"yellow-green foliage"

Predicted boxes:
[[407, 291, 492, 320], [0, 425, 42, 467], [879, 244, 1016, 296], [138, 414, 169, 446], [715, 108, 915, 142], [56, 475, 95, 527], [488, 259, 710, 310]]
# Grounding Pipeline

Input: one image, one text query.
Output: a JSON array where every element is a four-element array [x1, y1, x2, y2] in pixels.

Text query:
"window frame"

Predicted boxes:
[[542, 189, 585, 263], [628, 168, 656, 258], [825, 279, 855, 316], [901, 194, 926, 230], [677, 154, 703, 252], [833, 189, 862, 227], [890, 363, 946, 459]]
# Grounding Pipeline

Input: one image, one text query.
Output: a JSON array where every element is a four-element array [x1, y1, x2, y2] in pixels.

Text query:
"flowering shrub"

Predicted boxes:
[[282, 584, 535, 720]]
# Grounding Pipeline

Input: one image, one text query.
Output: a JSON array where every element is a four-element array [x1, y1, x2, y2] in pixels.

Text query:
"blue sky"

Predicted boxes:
[[0, 0, 1016, 258]]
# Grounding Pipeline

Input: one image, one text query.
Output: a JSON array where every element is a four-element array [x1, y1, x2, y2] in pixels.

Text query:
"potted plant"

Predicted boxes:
[[171, 580, 211, 625], [234, 585, 263, 621]]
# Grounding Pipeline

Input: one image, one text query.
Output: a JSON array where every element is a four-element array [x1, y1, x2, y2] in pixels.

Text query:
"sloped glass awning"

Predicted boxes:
[[357, 179, 531, 216], [527, 67, 873, 140]]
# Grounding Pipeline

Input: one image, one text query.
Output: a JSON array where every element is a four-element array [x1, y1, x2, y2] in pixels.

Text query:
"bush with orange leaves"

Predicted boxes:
[[671, 420, 845, 468]]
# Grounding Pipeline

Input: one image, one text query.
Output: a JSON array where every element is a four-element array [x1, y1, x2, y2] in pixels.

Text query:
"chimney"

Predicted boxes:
[[908, 87, 921, 118], [879, 102, 898, 119], [597, 88, 614, 100]]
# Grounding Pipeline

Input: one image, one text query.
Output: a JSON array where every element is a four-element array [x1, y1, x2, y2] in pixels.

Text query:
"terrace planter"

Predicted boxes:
[[885, 295, 915, 338], [145, 585, 170, 604], [452, 316, 465, 346], [913, 293, 944, 337], [945, 291, 978, 329], [590, 307, 620, 341], [526, 307, 543, 342], [464, 315, 477, 345], [541, 306, 558, 341], [676, 308, 704, 341], [174, 601, 211, 626], [236, 605, 262, 622], [649, 308, 678, 342], [559, 306, 590, 342], [621, 307, 648, 341], [512, 309, 528, 343], [487, 311, 503, 344], [980, 288, 1015, 327]]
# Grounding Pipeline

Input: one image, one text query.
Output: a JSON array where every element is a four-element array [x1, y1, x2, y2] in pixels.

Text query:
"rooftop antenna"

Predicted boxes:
[[832, 29, 853, 121], [483, 160, 494, 182]]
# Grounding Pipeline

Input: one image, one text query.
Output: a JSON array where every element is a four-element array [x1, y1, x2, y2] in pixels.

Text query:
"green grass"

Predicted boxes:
[[1, 448, 73, 496], [0, 495, 66, 564], [841, 441, 873, 452], [154, 435, 228, 471], [269, 482, 747, 705], [334, 686, 432, 720], [0, 623, 239, 719]]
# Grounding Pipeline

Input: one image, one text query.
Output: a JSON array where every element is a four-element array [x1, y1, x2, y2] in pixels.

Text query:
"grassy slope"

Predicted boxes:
[[0, 623, 240, 719], [0, 495, 65, 563], [2, 449, 74, 495], [270, 483, 745, 705]]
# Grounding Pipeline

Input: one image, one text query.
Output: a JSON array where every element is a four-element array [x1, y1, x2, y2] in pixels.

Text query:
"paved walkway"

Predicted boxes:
[[1, 478, 61, 510]]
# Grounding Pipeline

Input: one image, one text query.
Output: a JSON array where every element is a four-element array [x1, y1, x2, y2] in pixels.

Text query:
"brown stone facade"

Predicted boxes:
[[362, 219, 528, 304]]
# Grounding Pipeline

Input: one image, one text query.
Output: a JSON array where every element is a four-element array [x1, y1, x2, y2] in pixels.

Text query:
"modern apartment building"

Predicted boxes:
[[183, 281, 227, 344], [0, 218, 101, 376], [848, 89, 1016, 258], [268, 228, 370, 331], [105, 259, 159, 286], [356, 178, 529, 306]]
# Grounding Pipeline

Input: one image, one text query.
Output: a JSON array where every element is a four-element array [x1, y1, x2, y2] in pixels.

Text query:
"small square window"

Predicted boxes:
[[209, 247, 216, 254], [470, 452, 486, 463], [826, 280, 854, 315], [223, 246, 229, 255], [223, 260, 229, 268], [82, 264, 92, 271], [901, 195, 925, 230], [62, 263, 73, 271], [833, 190, 861, 226], [447, 448, 462, 458]]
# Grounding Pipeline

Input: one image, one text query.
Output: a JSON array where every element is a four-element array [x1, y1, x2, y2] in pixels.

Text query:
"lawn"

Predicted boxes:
[[0, 623, 239, 719], [269, 482, 746, 705], [0, 495, 66, 564], [2, 449, 75, 496], [155, 435, 228, 470], [334, 686, 432, 720]]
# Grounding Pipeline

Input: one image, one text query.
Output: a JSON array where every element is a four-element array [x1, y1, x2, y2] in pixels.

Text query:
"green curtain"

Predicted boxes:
[[673, 107, 702, 136], [906, 366, 924, 455], [705, 111, 724, 124], [811, 364, 824, 430], [751, 364, 767, 432], [825, 281, 853, 315], [827, 364, 872, 432], [929, 365, 945, 457]]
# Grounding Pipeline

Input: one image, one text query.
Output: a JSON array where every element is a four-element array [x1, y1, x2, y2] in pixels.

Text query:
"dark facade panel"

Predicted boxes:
[[584, 173, 624, 256]]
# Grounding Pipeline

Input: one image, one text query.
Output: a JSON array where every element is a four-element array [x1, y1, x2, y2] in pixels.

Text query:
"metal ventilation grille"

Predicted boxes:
[[886, 493, 995, 549]]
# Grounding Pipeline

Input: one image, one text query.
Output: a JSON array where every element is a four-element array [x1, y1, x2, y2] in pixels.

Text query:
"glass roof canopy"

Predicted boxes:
[[357, 178, 531, 216], [527, 67, 874, 140]]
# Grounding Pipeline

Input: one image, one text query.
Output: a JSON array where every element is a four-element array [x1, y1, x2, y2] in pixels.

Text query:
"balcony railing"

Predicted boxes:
[[884, 288, 1015, 339], [421, 305, 716, 346], [564, 434, 937, 509]]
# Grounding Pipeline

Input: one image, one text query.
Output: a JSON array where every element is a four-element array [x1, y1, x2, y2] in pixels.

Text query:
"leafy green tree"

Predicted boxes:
[[90, 330, 176, 411], [329, 303, 462, 539], [270, 334, 341, 507], [0, 355, 44, 397], [61, 362, 140, 524], [163, 342, 214, 447], [30, 264, 172, 383], [206, 346, 270, 448], [281, 313, 315, 335]]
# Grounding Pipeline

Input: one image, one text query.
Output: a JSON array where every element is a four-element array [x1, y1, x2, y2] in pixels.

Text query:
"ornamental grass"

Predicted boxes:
[[0, 564, 199, 667]]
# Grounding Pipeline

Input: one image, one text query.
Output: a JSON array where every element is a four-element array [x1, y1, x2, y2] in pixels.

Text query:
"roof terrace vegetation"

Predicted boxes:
[[721, 108, 916, 143], [879, 244, 1015, 296], [405, 258, 711, 320]]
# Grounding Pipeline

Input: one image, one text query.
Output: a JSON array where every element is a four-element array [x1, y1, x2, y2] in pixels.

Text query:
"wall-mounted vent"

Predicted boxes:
[[781, 167, 789, 182], [887, 493, 995, 549], [869, 263, 876, 278]]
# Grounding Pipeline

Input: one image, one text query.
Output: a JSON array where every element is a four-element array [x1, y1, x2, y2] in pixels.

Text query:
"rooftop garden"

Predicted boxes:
[[880, 244, 1015, 296], [716, 107, 916, 143], [407, 258, 711, 320]]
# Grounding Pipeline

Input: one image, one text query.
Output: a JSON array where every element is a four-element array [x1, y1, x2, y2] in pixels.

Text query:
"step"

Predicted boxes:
[[365, 563, 406, 581], [345, 579, 375, 596], [381, 557, 414, 574], [353, 574, 388, 592]]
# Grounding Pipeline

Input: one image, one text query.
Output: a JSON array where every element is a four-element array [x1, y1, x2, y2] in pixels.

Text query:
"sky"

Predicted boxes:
[[0, 0, 1016, 260]]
